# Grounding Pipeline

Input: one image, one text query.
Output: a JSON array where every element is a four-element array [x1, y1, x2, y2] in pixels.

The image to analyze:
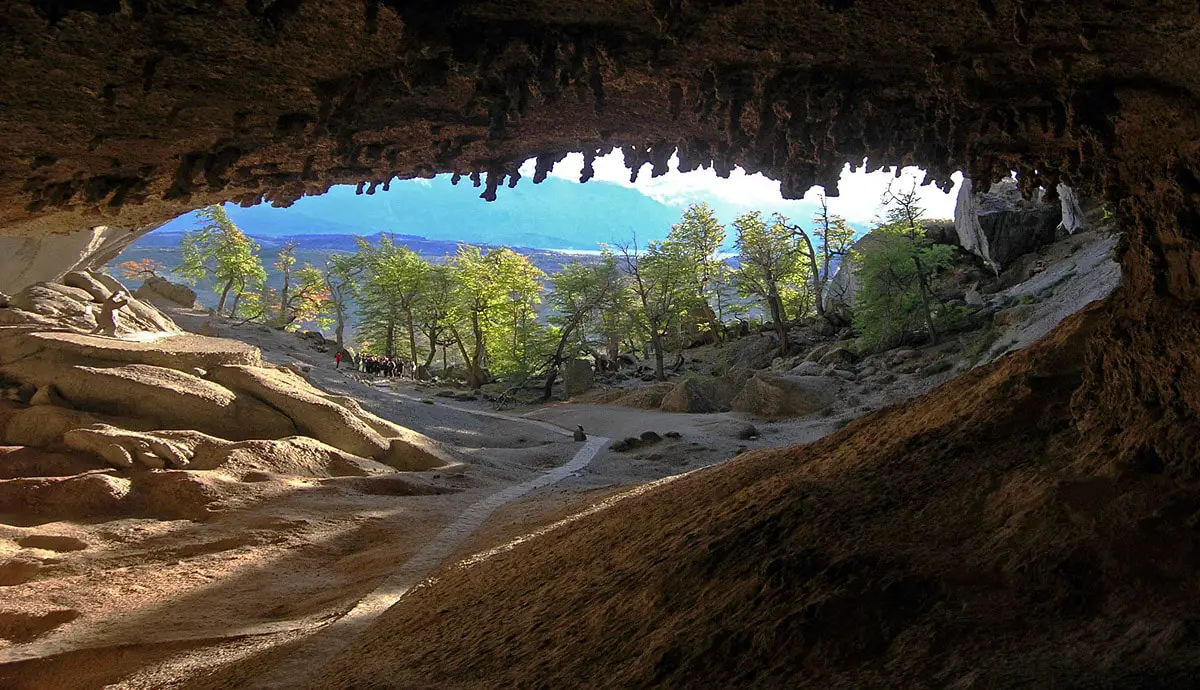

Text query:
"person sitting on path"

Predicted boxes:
[[89, 290, 129, 337]]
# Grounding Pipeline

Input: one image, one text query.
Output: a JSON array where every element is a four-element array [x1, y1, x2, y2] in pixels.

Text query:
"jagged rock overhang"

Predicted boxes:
[[5, 0, 1180, 243]]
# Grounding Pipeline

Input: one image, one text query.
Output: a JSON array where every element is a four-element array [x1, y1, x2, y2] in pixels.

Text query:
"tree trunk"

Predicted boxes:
[[217, 278, 234, 314], [792, 226, 824, 317], [911, 254, 939, 345], [385, 322, 395, 358], [542, 314, 584, 401], [542, 337, 569, 401], [767, 285, 790, 355], [335, 307, 346, 349], [469, 312, 486, 389], [424, 327, 438, 368], [279, 271, 290, 327], [650, 328, 666, 381], [405, 309, 419, 365]]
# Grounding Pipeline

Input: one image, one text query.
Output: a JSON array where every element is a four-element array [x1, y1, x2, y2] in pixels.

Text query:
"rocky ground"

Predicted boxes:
[[0, 224, 1121, 688]]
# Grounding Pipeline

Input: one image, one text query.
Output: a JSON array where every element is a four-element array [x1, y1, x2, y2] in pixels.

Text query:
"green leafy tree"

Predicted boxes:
[[355, 235, 431, 361], [666, 203, 727, 340], [733, 211, 813, 354], [415, 262, 458, 371], [177, 205, 265, 314], [448, 246, 545, 388], [615, 239, 689, 381], [785, 192, 857, 319], [324, 253, 364, 350], [272, 242, 331, 330], [541, 256, 624, 399], [852, 185, 956, 351]]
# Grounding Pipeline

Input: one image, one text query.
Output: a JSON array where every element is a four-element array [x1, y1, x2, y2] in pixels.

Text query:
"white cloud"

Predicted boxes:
[[519, 150, 961, 226]]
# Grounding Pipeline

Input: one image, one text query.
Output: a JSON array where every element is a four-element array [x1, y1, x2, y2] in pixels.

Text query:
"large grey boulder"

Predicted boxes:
[[820, 231, 889, 317], [954, 179, 1063, 273], [562, 358, 595, 397], [659, 378, 717, 413], [135, 277, 198, 308], [730, 374, 836, 419]]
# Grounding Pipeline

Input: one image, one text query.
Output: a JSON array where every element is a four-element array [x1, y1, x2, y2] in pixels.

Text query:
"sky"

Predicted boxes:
[[516, 150, 963, 226], [153, 148, 965, 252]]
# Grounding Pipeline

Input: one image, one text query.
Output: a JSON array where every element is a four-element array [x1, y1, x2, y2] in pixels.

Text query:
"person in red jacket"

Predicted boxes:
[[334, 351, 343, 369]]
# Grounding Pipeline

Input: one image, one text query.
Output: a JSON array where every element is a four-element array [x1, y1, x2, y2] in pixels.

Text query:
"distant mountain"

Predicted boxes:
[[158, 176, 693, 251], [108, 233, 607, 314]]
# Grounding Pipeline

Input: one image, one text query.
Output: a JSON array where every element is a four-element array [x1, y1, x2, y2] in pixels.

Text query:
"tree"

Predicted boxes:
[[666, 203, 727, 340], [615, 239, 689, 381], [542, 256, 623, 399], [272, 243, 331, 330], [355, 234, 431, 361], [117, 258, 166, 282], [323, 253, 363, 350], [812, 192, 856, 294], [177, 206, 266, 315], [415, 262, 457, 371], [448, 245, 545, 388], [783, 192, 856, 319], [733, 211, 812, 354], [852, 184, 956, 351]]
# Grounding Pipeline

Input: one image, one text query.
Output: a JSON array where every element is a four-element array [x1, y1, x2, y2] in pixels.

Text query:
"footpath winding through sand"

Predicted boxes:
[[0, 400, 608, 672], [243, 400, 608, 689]]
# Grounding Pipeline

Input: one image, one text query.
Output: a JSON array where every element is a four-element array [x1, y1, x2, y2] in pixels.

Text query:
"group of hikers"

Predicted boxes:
[[338, 351, 416, 378]]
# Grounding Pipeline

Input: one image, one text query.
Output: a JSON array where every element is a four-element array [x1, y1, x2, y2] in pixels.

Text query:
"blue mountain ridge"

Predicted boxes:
[[154, 174, 857, 250]]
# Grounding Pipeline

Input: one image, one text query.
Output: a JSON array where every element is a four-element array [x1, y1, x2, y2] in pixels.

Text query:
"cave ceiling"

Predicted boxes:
[[2, 0, 1199, 240]]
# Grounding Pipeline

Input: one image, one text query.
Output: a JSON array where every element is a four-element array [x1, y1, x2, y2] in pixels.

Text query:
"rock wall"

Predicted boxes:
[[0, 225, 151, 294], [954, 179, 1064, 273]]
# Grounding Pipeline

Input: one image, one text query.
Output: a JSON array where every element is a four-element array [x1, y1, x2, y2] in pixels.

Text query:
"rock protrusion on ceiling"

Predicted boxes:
[[2, 0, 1125, 240]]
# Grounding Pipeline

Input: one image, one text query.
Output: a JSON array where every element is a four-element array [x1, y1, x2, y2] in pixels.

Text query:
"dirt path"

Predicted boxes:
[[0, 390, 608, 689], [238, 433, 608, 689]]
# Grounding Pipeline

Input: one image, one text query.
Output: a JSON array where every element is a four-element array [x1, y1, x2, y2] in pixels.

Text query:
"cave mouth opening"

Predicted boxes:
[[100, 147, 964, 328]]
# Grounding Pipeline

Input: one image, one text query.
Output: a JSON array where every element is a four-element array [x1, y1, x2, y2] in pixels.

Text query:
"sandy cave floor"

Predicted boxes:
[[0, 313, 825, 689], [0, 229, 1120, 689]]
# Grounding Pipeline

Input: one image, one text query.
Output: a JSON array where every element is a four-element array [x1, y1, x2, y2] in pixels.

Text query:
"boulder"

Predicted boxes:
[[820, 231, 891, 316], [135, 276, 197, 308], [0, 359, 297, 442], [0, 445, 106, 479], [62, 271, 113, 301], [0, 473, 133, 523], [17, 535, 89, 552], [953, 179, 1062, 273], [965, 286, 985, 307], [208, 365, 392, 460], [714, 335, 778, 374], [15, 330, 262, 370], [562, 358, 595, 397], [924, 219, 959, 246], [4, 280, 181, 336], [29, 383, 70, 407], [818, 347, 855, 367], [4, 406, 104, 447], [790, 361, 824, 376], [731, 375, 835, 419], [659, 378, 717, 413], [1057, 183, 1090, 235]]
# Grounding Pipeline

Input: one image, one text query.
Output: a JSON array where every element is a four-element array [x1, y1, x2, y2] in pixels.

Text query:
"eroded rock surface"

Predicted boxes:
[[0, 273, 457, 527]]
